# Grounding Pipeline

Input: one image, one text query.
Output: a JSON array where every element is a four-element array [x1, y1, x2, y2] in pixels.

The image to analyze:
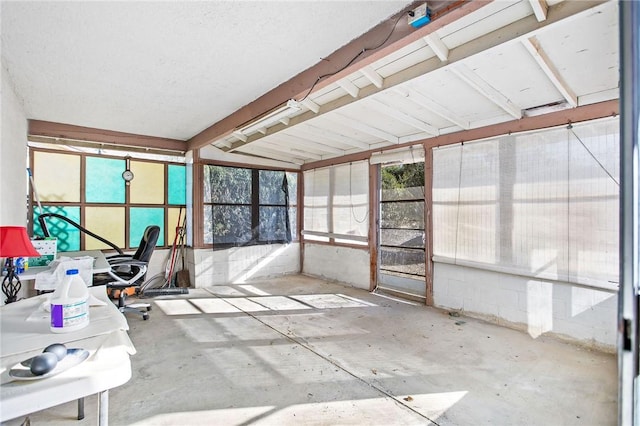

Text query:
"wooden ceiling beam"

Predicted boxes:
[[187, 0, 482, 151], [29, 120, 186, 153], [204, 0, 606, 150]]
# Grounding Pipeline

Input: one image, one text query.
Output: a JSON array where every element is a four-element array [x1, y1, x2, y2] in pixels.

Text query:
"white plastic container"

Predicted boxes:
[[50, 269, 90, 333]]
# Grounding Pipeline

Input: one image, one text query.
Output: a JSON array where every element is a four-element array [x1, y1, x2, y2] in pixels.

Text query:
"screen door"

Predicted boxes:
[[377, 160, 426, 300]]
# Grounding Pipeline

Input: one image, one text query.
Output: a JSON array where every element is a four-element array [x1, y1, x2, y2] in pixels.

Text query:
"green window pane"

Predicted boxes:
[[33, 206, 81, 252], [168, 164, 186, 205], [130, 207, 165, 247], [86, 157, 125, 203]]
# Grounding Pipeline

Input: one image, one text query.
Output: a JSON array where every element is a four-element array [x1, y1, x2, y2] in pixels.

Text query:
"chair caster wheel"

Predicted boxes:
[[146, 306, 152, 311], [143, 313, 150, 320]]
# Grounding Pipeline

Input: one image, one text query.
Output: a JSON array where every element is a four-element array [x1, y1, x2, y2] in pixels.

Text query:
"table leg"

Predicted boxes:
[[77, 398, 85, 420], [98, 390, 109, 426]]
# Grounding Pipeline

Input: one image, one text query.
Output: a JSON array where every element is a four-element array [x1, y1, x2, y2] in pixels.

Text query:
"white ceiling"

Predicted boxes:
[[215, 0, 619, 167], [1, 0, 412, 140], [1, 1, 620, 168]]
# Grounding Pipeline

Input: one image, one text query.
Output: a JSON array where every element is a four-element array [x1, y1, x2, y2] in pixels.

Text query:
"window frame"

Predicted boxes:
[[202, 162, 299, 250], [302, 160, 370, 246], [28, 147, 187, 251]]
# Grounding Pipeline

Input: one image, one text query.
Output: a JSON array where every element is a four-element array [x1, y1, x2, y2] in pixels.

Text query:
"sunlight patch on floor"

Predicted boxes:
[[248, 296, 312, 311], [154, 299, 201, 315], [128, 405, 276, 426], [203, 285, 246, 296], [189, 298, 241, 314], [128, 391, 467, 425], [237, 284, 271, 296], [398, 390, 468, 421], [154, 293, 378, 316], [223, 297, 271, 312], [291, 294, 374, 309]]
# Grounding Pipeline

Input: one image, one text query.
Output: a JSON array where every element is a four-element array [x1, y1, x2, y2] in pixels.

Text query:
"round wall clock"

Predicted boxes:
[[122, 156, 134, 184]]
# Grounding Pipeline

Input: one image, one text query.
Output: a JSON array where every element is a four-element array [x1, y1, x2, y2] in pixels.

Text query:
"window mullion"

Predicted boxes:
[[252, 169, 259, 242]]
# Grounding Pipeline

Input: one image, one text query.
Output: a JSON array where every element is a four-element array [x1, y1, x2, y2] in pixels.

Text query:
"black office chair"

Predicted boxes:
[[96, 225, 160, 320]]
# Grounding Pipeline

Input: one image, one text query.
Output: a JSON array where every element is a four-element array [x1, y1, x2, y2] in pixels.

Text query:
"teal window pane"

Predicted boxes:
[[130, 207, 164, 247], [86, 157, 125, 203], [33, 206, 81, 252], [168, 164, 186, 205]]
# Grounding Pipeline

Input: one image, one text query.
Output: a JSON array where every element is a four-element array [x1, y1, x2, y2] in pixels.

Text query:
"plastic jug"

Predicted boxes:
[[50, 269, 90, 333]]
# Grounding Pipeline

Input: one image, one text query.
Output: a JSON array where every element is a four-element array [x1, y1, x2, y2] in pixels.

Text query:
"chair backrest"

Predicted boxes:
[[132, 225, 160, 262]]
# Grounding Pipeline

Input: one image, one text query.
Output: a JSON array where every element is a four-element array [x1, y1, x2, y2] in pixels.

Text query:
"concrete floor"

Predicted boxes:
[[5, 274, 617, 425]]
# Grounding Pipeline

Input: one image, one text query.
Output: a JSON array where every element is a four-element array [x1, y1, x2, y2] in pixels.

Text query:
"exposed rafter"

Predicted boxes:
[[274, 133, 345, 155], [361, 66, 384, 89], [232, 131, 247, 143], [260, 141, 323, 160], [302, 124, 372, 150], [285, 128, 351, 153], [522, 36, 578, 107], [188, 1, 489, 150], [450, 64, 522, 119], [216, 140, 233, 149], [529, 0, 548, 22], [197, 1, 604, 152], [300, 98, 320, 114], [329, 113, 398, 144], [301, 100, 619, 171], [181, 0, 617, 171], [424, 33, 449, 62], [337, 78, 360, 98], [394, 88, 470, 130], [234, 145, 305, 165], [367, 98, 439, 135]]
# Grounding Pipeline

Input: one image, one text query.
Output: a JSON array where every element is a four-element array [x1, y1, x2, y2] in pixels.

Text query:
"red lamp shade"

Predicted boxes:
[[0, 226, 41, 258]]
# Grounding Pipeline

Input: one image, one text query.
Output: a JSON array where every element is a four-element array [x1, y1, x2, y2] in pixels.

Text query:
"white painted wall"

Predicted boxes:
[[1, 66, 30, 302], [302, 243, 370, 290], [190, 243, 300, 287], [300, 244, 616, 349], [1, 64, 28, 226], [433, 262, 617, 351]]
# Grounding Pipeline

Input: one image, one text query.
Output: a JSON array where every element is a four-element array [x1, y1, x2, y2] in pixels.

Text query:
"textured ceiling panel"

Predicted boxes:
[[1, 1, 412, 139]]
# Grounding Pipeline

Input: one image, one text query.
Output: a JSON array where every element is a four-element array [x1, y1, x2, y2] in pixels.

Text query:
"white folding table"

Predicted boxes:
[[0, 287, 136, 425]]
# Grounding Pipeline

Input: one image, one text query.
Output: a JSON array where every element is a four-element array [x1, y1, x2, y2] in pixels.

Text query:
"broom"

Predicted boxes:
[[174, 214, 190, 288]]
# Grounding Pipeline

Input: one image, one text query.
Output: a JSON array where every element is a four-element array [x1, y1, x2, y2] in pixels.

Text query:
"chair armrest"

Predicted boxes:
[[106, 254, 134, 261], [108, 259, 148, 268]]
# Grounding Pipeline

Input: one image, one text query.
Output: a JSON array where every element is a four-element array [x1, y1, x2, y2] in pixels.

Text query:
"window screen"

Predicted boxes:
[[204, 165, 297, 247], [303, 160, 369, 244], [432, 118, 619, 288], [380, 162, 426, 279]]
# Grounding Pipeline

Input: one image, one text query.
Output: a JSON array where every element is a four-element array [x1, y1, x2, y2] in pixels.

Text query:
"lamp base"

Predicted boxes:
[[2, 259, 22, 304]]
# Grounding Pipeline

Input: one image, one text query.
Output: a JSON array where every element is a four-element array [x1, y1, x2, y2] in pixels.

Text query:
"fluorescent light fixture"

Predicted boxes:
[[238, 100, 301, 135]]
